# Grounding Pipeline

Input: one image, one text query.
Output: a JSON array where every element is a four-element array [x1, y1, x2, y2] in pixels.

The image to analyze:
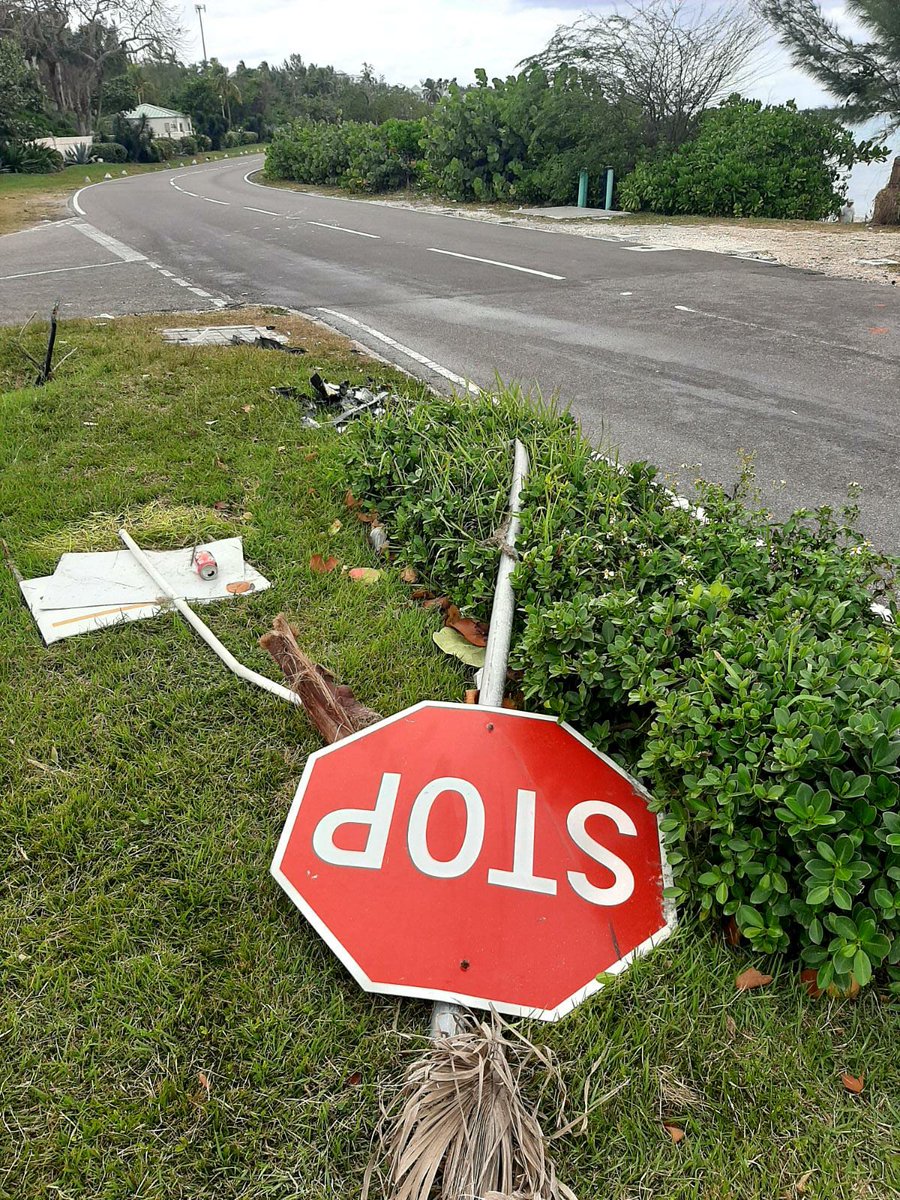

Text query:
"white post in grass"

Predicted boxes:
[[429, 437, 530, 1039]]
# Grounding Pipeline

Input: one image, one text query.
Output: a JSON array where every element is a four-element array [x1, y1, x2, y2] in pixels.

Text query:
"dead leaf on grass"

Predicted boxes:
[[422, 596, 452, 612], [841, 1072, 864, 1094], [724, 917, 741, 946], [446, 616, 489, 648], [735, 967, 773, 991], [345, 1071, 363, 1087], [433, 626, 487, 668], [345, 490, 361, 509], [794, 1169, 814, 1195], [348, 567, 382, 584], [213, 501, 230, 511], [663, 1123, 685, 1143], [198, 1071, 210, 1095], [400, 566, 418, 584], [310, 554, 339, 573], [241, 404, 254, 413], [328, 519, 342, 535], [800, 968, 823, 999]]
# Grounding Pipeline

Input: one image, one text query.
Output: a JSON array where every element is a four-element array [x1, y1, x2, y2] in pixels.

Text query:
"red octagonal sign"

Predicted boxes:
[[272, 702, 676, 1020]]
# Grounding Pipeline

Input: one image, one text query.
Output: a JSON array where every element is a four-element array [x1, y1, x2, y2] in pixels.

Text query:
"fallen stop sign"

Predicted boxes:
[[272, 702, 675, 1020]]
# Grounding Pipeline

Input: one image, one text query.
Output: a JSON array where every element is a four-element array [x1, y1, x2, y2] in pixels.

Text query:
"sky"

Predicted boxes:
[[178, 1, 897, 213], [179, 0, 847, 106]]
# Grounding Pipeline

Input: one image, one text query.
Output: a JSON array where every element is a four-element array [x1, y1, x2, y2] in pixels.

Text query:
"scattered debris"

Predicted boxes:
[[160, 325, 291, 347], [20, 536, 269, 644], [663, 1123, 686, 1144], [328, 519, 342, 535], [368, 522, 388, 555], [348, 567, 382, 584]]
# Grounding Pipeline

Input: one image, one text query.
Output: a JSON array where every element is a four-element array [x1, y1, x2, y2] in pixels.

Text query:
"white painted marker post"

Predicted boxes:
[[429, 437, 529, 1038]]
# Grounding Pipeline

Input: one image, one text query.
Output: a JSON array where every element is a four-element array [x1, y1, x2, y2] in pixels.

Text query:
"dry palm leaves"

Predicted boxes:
[[363, 1012, 579, 1200], [260, 613, 381, 742]]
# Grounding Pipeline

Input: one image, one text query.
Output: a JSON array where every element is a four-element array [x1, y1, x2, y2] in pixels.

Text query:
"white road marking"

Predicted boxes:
[[428, 247, 564, 280], [71, 221, 146, 262], [317, 308, 481, 395], [674, 305, 697, 312], [0, 260, 126, 281], [622, 245, 675, 253], [244, 206, 278, 215], [203, 197, 229, 206], [308, 221, 380, 239]]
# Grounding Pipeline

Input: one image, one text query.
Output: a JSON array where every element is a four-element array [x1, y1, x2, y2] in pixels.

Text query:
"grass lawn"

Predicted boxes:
[[0, 150, 265, 237], [1, 309, 898, 1200]]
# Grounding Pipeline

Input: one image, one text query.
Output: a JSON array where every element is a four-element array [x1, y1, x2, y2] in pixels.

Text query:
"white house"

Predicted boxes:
[[122, 104, 193, 139]]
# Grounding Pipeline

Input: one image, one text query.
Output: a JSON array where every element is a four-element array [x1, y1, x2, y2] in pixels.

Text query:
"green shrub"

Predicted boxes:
[[0, 139, 63, 173], [267, 118, 424, 191], [195, 133, 212, 151], [240, 130, 259, 144], [90, 141, 128, 163], [152, 137, 179, 161], [339, 392, 900, 994], [224, 130, 242, 148], [619, 96, 885, 220], [178, 134, 198, 154]]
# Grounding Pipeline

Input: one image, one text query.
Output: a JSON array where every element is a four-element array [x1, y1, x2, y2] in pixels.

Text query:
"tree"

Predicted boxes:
[[0, 37, 47, 141], [755, 0, 900, 129], [1, 0, 184, 132], [524, 0, 768, 147]]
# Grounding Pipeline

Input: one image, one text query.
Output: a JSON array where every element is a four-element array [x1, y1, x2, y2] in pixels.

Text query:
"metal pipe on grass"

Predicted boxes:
[[430, 436, 529, 1038], [118, 528, 302, 708]]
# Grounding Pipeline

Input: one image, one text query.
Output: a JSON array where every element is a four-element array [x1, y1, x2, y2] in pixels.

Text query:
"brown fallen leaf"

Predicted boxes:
[[348, 567, 382, 584], [444, 603, 462, 625], [241, 404, 254, 413], [663, 1123, 685, 1143], [411, 587, 436, 601], [735, 967, 773, 991], [226, 580, 254, 594], [423, 596, 452, 612], [345, 490, 361, 509], [827, 977, 861, 999], [725, 1014, 737, 1039], [213, 500, 230, 511], [400, 566, 418, 584], [841, 1072, 864, 1094], [344, 1070, 362, 1087], [198, 1071, 210, 1094], [356, 511, 378, 525], [328, 519, 342, 535], [310, 554, 339, 573], [800, 968, 823, 999], [448, 617, 490, 649]]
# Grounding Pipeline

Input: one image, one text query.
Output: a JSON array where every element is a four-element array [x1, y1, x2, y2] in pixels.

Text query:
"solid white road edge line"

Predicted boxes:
[[307, 221, 380, 239], [428, 247, 565, 280], [317, 308, 481, 395], [0, 260, 127, 282]]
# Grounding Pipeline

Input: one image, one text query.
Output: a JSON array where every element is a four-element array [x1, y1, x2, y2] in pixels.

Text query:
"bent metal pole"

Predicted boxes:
[[430, 436, 530, 1038], [118, 528, 302, 708]]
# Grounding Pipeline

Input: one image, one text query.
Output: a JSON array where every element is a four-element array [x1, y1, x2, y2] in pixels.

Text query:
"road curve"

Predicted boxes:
[[73, 154, 900, 550]]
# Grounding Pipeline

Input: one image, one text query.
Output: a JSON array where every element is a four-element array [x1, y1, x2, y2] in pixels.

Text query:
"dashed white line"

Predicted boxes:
[[673, 303, 890, 356], [203, 197, 229, 206], [427, 247, 564, 280], [622, 245, 675, 253], [308, 221, 380, 239], [0, 260, 127, 281], [317, 308, 481, 395], [244, 206, 278, 215]]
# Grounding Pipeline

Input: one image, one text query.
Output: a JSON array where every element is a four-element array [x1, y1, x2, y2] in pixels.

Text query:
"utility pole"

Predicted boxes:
[[195, 3, 208, 64]]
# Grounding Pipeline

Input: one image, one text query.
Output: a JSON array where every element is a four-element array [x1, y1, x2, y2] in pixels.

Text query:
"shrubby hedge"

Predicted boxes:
[[619, 96, 884, 220], [339, 392, 900, 995], [266, 117, 424, 192], [89, 141, 128, 163]]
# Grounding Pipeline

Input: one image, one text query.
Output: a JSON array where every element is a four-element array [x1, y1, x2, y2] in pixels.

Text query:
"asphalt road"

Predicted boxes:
[[3, 154, 898, 551]]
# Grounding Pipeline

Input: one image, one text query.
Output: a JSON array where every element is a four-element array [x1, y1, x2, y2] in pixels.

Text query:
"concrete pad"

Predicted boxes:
[[516, 206, 630, 220]]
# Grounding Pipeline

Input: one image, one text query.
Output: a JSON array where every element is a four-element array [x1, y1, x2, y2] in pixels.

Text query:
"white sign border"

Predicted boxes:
[[270, 701, 678, 1022]]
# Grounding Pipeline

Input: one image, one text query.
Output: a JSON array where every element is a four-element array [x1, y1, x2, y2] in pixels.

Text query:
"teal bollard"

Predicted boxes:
[[605, 167, 614, 211], [577, 168, 588, 208]]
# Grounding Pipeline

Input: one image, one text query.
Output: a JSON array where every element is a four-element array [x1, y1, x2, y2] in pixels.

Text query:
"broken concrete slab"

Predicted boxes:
[[160, 325, 289, 346]]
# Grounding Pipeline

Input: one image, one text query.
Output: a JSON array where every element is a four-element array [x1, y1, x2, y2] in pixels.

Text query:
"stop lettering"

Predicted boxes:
[[272, 701, 675, 1020]]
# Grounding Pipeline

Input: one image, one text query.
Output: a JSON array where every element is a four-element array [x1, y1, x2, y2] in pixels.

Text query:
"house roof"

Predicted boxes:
[[122, 104, 189, 120]]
